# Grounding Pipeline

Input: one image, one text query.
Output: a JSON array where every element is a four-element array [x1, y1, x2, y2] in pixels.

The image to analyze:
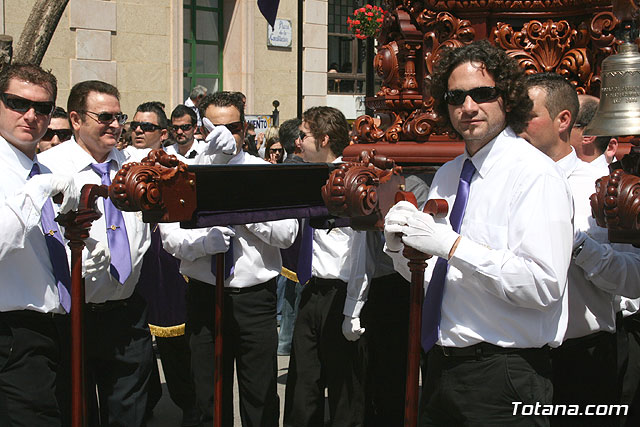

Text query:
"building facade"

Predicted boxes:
[[1, 0, 367, 122]]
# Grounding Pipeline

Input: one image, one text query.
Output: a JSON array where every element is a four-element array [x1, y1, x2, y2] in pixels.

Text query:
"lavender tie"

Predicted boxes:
[[29, 164, 72, 312], [91, 161, 132, 284], [296, 219, 314, 286], [421, 158, 476, 352]]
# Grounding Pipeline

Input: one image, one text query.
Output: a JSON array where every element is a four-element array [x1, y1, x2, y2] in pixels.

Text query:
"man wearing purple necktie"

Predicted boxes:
[[40, 80, 152, 427], [0, 64, 102, 426], [383, 41, 574, 425]]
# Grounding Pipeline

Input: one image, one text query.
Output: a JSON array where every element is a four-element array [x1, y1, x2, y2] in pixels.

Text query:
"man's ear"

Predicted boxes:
[[320, 134, 330, 148], [606, 137, 618, 160], [160, 128, 168, 141], [582, 134, 596, 145], [69, 111, 82, 131], [556, 110, 572, 134]]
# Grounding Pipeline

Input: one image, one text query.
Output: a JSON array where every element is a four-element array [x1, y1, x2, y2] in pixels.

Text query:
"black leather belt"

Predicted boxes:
[[224, 277, 276, 294], [86, 297, 131, 312], [0, 310, 66, 320], [434, 342, 549, 359], [189, 276, 277, 294]]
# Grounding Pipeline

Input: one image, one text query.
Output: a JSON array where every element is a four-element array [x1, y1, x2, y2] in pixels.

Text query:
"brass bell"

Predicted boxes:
[[584, 41, 640, 137]]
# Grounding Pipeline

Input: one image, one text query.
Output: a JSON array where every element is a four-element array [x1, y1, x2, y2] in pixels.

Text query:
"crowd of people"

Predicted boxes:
[[2, 38, 640, 427]]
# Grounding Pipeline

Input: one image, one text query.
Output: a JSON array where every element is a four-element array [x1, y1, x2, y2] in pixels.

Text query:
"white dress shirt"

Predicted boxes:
[[164, 139, 206, 164], [311, 226, 354, 282], [0, 138, 67, 313], [591, 153, 610, 173], [39, 139, 151, 303], [388, 127, 574, 348], [586, 151, 640, 318], [160, 149, 298, 288], [557, 149, 640, 339]]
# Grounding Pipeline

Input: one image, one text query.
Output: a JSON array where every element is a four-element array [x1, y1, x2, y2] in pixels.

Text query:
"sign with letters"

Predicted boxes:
[[267, 19, 292, 48], [246, 114, 273, 136]]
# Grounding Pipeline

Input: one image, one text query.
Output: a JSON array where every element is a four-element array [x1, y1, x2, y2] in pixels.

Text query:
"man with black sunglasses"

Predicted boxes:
[[0, 62, 87, 427], [160, 91, 298, 426], [123, 101, 168, 163], [38, 106, 72, 152], [383, 41, 574, 425], [165, 104, 205, 161], [40, 80, 153, 427]]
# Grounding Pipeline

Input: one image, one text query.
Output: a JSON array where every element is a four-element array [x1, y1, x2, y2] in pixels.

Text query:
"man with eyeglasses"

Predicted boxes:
[[37, 106, 72, 152], [39, 80, 153, 427], [569, 94, 619, 170], [383, 41, 573, 425], [123, 101, 168, 163], [160, 91, 298, 426], [283, 107, 364, 426], [521, 73, 640, 427], [165, 104, 205, 161], [0, 62, 88, 426]]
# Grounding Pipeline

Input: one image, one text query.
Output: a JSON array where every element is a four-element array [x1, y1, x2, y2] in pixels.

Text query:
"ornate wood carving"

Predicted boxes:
[[344, 0, 621, 164], [321, 150, 405, 230], [591, 168, 640, 245], [110, 148, 197, 223]]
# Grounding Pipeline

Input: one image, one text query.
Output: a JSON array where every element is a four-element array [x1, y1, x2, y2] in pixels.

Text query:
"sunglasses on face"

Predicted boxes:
[[269, 148, 284, 154], [444, 86, 501, 106], [83, 110, 128, 125], [130, 121, 163, 132], [299, 130, 310, 141], [42, 128, 72, 142], [169, 123, 194, 132], [211, 121, 244, 135], [0, 93, 55, 116]]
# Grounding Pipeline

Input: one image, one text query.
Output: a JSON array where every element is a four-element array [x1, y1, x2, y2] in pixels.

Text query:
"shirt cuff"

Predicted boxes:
[[448, 236, 489, 275], [573, 236, 601, 275], [343, 296, 366, 318]]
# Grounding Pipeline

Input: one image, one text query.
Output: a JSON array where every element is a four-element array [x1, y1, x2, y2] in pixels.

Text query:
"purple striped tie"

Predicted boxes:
[[29, 164, 72, 312], [91, 161, 132, 284], [421, 158, 476, 352]]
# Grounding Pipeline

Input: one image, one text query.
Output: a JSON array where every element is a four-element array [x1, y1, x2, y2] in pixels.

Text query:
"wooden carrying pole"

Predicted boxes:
[[214, 253, 225, 426], [58, 184, 107, 427], [394, 195, 448, 427]]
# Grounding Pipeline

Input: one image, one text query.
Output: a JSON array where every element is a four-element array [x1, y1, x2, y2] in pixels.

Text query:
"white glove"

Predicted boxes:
[[384, 201, 419, 252], [83, 237, 111, 278], [26, 174, 80, 213], [203, 117, 239, 156], [401, 211, 460, 259], [203, 226, 236, 255], [342, 316, 365, 341]]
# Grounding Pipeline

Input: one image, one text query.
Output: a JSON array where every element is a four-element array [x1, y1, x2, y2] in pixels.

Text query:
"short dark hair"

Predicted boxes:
[[302, 106, 349, 157], [0, 63, 57, 102], [526, 73, 579, 129], [594, 136, 611, 154], [170, 104, 197, 125], [67, 80, 120, 115], [198, 91, 245, 124], [279, 118, 302, 154], [135, 101, 168, 129], [51, 106, 68, 120], [430, 40, 532, 134], [575, 96, 599, 129]]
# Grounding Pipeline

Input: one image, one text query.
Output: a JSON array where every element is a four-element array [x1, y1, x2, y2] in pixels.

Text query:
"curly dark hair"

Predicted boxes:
[[430, 40, 532, 134]]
